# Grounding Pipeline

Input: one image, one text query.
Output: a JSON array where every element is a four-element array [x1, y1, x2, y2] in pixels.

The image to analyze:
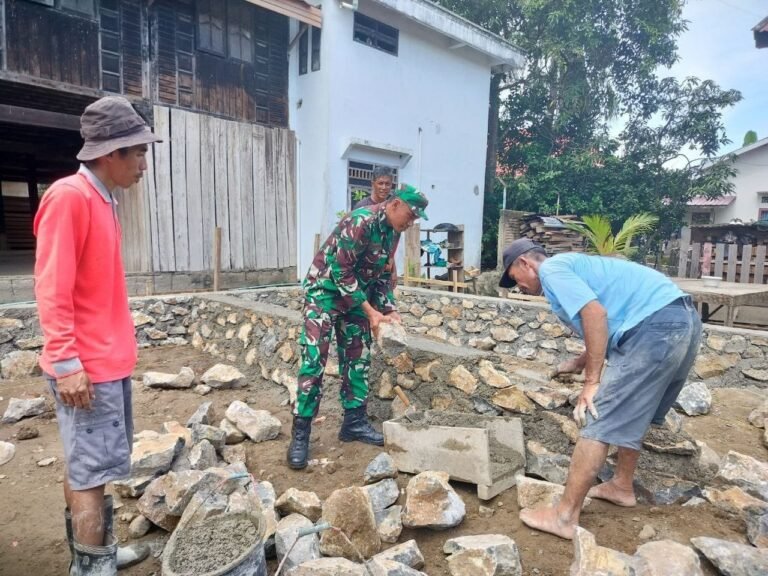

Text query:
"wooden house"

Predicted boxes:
[[0, 0, 320, 292]]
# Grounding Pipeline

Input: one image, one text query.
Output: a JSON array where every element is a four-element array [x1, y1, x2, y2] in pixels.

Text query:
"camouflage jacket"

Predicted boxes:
[[303, 205, 398, 314]]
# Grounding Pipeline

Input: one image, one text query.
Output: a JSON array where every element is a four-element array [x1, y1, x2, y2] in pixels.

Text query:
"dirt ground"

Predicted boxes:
[[0, 346, 763, 576]]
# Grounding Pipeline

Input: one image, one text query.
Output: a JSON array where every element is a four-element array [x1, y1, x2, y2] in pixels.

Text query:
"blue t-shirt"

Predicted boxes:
[[538, 253, 684, 348]]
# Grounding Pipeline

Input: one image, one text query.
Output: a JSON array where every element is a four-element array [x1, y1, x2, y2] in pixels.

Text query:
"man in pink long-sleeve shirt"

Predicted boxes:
[[34, 96, 160, 575]]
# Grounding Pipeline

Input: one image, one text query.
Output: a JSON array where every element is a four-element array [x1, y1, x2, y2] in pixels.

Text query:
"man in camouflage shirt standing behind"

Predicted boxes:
[[287, 186, 429, 469]]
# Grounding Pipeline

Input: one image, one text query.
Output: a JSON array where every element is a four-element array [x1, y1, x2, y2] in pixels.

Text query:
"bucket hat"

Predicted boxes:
[[77, 96, 162, 161]]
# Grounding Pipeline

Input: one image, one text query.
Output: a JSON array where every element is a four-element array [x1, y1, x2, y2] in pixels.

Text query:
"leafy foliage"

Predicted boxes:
[[744, 130, 758, 146], [433, 0, 742, 269], [565, 213, 658, 257]]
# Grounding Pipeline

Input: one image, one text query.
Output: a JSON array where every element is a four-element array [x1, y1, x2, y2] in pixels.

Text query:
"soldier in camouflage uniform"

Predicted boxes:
[[287, 186, 429, 469]]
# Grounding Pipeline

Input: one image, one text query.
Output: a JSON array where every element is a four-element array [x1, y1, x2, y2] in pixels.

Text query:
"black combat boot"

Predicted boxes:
[[338, 406, 384, 446], [287, 416, 313, 469]]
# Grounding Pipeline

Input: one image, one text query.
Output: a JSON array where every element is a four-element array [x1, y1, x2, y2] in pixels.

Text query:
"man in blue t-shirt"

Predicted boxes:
[[499, 239, 701, 540]]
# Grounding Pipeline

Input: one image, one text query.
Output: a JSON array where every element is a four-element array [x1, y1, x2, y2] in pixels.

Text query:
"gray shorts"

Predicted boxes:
[[47, 377, 133, 491], [580, 297, 702, 450]]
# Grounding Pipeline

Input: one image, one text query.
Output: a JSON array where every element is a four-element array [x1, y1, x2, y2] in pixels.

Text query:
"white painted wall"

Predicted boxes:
[[290, 0, 494, 277], [716, 144, 768, 223]]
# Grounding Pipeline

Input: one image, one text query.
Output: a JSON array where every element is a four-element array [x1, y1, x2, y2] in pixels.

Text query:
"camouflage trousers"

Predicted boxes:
[[294, 293, 372, 418]]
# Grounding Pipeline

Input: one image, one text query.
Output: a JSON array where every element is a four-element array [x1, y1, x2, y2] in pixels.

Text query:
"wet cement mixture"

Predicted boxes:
[[168, 513, 260, 575]]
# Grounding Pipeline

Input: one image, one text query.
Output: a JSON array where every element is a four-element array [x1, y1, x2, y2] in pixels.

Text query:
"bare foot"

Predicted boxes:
[[587, 480, 637, 507], [519, 506, 576, 540]]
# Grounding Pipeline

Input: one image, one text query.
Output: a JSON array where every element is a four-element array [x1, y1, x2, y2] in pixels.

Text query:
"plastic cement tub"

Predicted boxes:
[[162, 512, 266, 576]]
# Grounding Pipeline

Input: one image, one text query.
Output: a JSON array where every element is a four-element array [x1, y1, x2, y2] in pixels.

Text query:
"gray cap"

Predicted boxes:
[[77, 96, 162, 161], [499, 238, 546, 288]]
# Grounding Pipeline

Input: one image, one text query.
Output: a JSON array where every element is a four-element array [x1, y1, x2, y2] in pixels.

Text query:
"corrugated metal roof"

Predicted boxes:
[[687, 195, 736, 207]]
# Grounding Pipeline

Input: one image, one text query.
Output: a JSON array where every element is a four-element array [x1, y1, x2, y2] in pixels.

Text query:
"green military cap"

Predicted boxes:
[[395, 184, 429, 220]]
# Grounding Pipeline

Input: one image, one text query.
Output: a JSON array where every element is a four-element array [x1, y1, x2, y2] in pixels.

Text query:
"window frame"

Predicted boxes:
[[298, 24, 308, 76], [310, 26, 321, 72], [25, 0, 96, 18], [227, 0, 254, 64], [759, 209, 768, 222], [353, 12, 399, 57], [197, 0, 226, 56]]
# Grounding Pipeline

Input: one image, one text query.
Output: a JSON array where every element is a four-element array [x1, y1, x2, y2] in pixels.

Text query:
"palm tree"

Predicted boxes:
[[564, 213, 658, 258]]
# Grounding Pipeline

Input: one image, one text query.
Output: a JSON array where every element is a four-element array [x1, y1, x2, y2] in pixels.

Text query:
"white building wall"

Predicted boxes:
[[290, 0, 494, 277], [716, 145, 768, 223]]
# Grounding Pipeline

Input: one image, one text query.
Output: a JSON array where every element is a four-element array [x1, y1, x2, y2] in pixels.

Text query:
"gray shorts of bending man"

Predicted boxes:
[[499, 239, 701, 540]]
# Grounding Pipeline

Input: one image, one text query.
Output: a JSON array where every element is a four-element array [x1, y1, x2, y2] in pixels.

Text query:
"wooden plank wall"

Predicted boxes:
[[121, 105, 296, 274]]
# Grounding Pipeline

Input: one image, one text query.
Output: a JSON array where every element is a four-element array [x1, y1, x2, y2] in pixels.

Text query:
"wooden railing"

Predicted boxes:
[[678, 241, 768, 283]]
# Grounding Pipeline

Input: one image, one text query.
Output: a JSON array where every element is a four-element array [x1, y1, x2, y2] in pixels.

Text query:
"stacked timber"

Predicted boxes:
[[520, 214, 585, 254]]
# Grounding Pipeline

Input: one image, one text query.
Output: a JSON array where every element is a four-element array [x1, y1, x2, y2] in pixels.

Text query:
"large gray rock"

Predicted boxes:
[[372, 540, 425, 569], [516, 475, 590, 509], [716, 450, 768, 501], [189, 424, 226, 452], [220, 418, 246, 444], [690, 536, 768, 576], [276, 488, 322, 522], [221, 444, 246, 466], [634, 540, 703, 576], [253, 480, 279, 539], [276, 513, 322, 572], [363, 478, 400, 512], [136, 474, 179, 531], [746, 507, 768, 549], [366, 559, 426, 576], [402, 471, 465, 529], [702, 486, 768, 514], [1, 351, 40, 379], [526, 441, 570, 485], [186, 401, 215, 427], [377, 322, 408, 356], [188, 439, 218, 470], [286, 558, 365, 576], [749, 400, 768, 428], [365, 453, 398, 484], [200, 363, 244, 388], [320, 486, 380, 560], [444, 534, 522, 576], [571, 527, 650, 576], [673, 382, 711, 416], [130, 433, 185, 478], [224, 401, 281, 443], [1, 397, 47, 423], [525, 387, 570, 410], [0, 441, 15, 466], [375, 505, 403, 544], [478, 360, 512, 389], [142, 367, 195, 389]]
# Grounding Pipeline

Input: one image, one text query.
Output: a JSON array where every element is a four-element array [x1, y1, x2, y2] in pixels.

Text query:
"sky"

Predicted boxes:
[[668, 0, 767, 154]]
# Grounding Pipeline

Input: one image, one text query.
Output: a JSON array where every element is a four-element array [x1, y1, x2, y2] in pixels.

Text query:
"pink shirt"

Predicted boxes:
[[33, 167, 137, 383]]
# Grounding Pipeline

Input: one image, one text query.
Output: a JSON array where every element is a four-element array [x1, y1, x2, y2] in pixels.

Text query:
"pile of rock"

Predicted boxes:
[[111, 399, 282, 542]]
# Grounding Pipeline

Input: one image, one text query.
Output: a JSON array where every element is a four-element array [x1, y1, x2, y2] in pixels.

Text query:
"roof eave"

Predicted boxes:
[[369, 0, 525, 69]]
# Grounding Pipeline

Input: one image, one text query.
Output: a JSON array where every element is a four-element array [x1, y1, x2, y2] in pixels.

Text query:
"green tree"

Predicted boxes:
[[434, 0, 741, 268], [744, 130, 758, 146]]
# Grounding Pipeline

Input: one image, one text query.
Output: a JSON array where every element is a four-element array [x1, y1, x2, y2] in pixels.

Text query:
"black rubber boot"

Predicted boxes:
[[338, 406, 384, 446], [72, 533, 118, 576], [103, 496, 149, 570], [287, 416, 313, 469], [65, 508, 76, 576]]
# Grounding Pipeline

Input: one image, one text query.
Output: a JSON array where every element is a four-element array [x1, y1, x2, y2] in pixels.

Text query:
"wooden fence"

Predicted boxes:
[[114, 105, 296, 274], [677, 241, 768, 284]]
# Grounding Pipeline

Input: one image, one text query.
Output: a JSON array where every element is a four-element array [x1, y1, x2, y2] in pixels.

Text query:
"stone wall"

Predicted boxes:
[[237, 286, 768, 390], [3, 286, 768, 391], [4, 286, 763, 498]]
